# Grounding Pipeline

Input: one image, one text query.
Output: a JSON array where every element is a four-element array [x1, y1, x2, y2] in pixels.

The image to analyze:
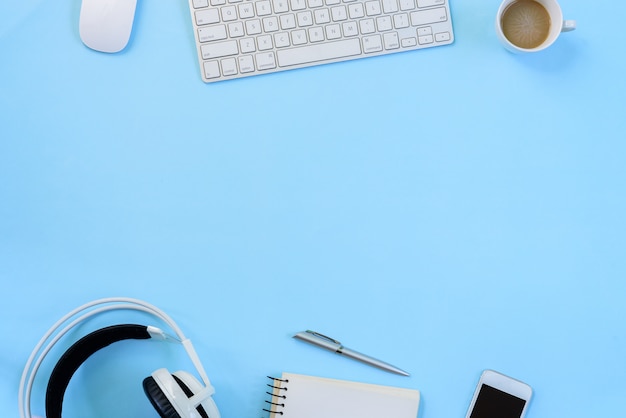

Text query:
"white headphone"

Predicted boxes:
[[18, 297, 221, 418]]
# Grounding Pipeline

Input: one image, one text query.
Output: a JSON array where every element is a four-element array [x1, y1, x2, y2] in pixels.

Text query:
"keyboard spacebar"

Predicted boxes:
[[277, 39, 362, 67]]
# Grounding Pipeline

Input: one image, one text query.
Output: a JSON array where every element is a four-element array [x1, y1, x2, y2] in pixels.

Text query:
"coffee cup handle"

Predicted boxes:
[[562, 19, 576, 32]]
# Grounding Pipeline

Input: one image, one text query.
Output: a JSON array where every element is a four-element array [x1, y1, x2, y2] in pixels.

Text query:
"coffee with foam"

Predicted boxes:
[[501, 0, 551, 49]]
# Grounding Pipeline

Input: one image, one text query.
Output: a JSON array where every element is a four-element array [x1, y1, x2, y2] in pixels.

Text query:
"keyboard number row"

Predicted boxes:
[[193, 0, 445, 10], [195, 2, 447, 25]]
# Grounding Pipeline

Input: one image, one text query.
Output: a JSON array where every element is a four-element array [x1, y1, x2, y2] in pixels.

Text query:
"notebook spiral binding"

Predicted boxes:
[[263, 376, 289, 416]]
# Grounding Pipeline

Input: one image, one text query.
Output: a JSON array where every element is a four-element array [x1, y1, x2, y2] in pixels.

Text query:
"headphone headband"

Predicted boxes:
[[18, 297, 214, 418], [45, 324, 152, 418]]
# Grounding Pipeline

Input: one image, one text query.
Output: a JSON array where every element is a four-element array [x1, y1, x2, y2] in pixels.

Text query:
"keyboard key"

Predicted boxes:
[[376, 15, 392, 31], [382, 0, 398, 13], [292, 29, 308, 45], [362, 34, 382, 52], [238, 3, 255, 18], [410, 7, 447, 25], [201, 40, 239, 59], [256, 52, 277, 70], [195, 9, 219, 25], [393, 13, 409, 28], [298, 11, 314, 26], [401, 36, 417, 47], [256, 0, 272, 15], [257, 35, 274, 50], [309, 27, 325, 42], [348, 3, 364, 18], [263, 16, 280, 32], [280, 14, 297, 29], [365, 1, 382, 15], [383, 31, 399, 49], [198, 25, 227, 42], [417, 0, 444, 7], [342, 21, 358, 37], [221, 58, 238, 75], [221, 6, 237, 21], [238, 55, 255, 72], [193, 0, 209, 8], [203, 60, 221, 78], [277, 38, 361, 66], [274, 32, 291, 47], [326, 24, 342, 39], [331, 5, 348, 21], [418, 34, 433, 44], [228, 22, 245, 37], [435, 31, 450, 42], [399, 0, 415, 11], [240, 37, 256, 53], [274, 0, 290, 12], [291, 0, 307, 10], [315, 9, 331, 24], [246, 19, 262, 35], [417, 26, 432, 36], [359, 18, 375, 34]]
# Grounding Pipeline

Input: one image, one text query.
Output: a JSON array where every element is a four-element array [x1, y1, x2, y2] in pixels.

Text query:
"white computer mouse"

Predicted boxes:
[[79, 0, 138, 53]]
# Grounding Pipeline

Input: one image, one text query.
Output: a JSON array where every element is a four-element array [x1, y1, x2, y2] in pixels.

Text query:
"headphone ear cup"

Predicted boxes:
[[143, 373, 180, 418], [144, 368, 219, 418], [172, 371, 219, 418]]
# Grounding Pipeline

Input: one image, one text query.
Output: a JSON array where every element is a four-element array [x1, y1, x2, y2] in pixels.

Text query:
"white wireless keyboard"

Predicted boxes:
[[188, 0, 454, 82]]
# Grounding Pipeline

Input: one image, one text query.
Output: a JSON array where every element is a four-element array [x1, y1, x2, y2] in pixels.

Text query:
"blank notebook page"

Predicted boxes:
[[269, 372, 420, 418]]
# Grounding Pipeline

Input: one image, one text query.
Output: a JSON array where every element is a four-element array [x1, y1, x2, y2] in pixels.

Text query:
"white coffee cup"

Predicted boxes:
[[496, 0, 576, 53]]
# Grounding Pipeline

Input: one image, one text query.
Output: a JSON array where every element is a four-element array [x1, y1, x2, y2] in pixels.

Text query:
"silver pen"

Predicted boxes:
[[293, 330, 410, 376]]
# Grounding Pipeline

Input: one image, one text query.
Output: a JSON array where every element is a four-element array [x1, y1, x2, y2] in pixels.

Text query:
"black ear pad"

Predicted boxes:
[[143, 375, 180, 418], [45, 324, 152, 418], [143, 373, 209, 418]]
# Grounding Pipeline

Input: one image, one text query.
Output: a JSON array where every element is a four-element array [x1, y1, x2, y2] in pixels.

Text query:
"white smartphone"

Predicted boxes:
[[465, 370, 533, 418]]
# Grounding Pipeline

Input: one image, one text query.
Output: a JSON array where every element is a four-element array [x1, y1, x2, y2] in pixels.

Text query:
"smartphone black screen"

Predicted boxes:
[[469, 384, 526, 418]]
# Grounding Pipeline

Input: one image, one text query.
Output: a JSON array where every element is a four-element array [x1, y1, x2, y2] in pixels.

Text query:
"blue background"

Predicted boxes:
[[1, 0, 625, 417]]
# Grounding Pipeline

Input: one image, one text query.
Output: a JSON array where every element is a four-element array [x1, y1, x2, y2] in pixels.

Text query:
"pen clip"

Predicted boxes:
[[305, 330, 341, 345]]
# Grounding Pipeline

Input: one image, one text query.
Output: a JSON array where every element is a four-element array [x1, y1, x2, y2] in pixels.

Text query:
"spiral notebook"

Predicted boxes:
[[263, 372, 420, 418]]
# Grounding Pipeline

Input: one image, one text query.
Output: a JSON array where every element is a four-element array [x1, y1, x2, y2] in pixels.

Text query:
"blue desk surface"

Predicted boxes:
[[1, 0, 625, 417]]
